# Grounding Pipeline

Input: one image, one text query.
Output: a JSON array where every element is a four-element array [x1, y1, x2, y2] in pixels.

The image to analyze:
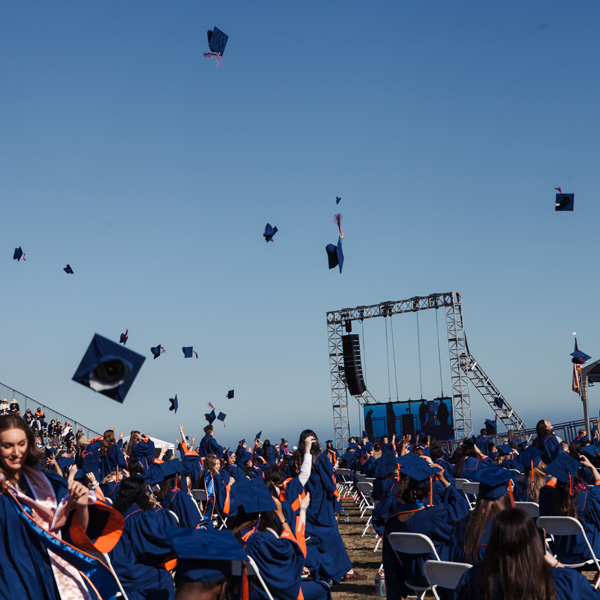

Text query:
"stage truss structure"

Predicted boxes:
[[327, 291, 528, 451]]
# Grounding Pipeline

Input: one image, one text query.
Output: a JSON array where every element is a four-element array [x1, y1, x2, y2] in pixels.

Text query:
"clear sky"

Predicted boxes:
[[1, 1, 599, 448]]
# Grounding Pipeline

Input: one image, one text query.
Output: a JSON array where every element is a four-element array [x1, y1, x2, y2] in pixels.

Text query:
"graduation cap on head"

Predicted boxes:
[[13, 247, 24, 261], [231, 479, 276, 514], [217, 412, 227, 426], [362, 431, 368, 438], [473, 466, 518, 500], [72, 334, 145, 403], [226, 390, 234, 399], [182, 346, 198, 359], [397, 454, 436, 485], [263, 223, 278, 243], [374, 453, 401, 478], [119, 329, 129, 345], [169, 394, 178, 414], [205, 410, 216, 425], [204, 26, 228, 65], [64, 264, 74, 274], [326, 237, 344, 273], [555, 191, 574, 211], [145, 458, 183, 485], [516, 445, 543, 470], [545, 453, 581, 484], [167, 528, 248, 583], [325, 439, 333, 444], [498, 444, 513, 456], [151, 345, 165, 359]]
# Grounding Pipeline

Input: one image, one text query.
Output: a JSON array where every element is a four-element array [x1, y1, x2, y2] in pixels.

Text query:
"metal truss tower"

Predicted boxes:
[[327, 291, 527, 451]]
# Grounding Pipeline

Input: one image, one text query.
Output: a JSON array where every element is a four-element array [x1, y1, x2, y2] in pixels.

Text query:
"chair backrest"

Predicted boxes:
[[536, 516, 586, 537], [462, 482, 480, 495], [388, 532, 441, 561], [423, 560, 472, 590], [357, 481, 374, 496], [514, 501, 540, 519], [191, 488, 208, 502], [454, 478, 469, 491]]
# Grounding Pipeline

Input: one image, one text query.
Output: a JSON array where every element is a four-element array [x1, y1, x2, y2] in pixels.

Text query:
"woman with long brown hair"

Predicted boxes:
[[99, 428, 127, 480], [456, 508, 600, 600], [0, 414, 123, 598]]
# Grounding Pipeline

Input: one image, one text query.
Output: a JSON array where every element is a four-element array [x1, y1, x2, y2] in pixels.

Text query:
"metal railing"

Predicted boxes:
[[0, 381, 102, 441]]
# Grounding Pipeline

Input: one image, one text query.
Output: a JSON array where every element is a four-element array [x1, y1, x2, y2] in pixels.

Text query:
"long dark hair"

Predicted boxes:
[[533, 420, 552, 449], [113, 476, 154, 513], [478, 508, 555, 600], [290, 429, 320, 476], [463, 493, 511, 564], [0, 414, 44, 475], [100, 429, 116, 458], [453, 443, 479, 477], [262, 440, 271, 461]]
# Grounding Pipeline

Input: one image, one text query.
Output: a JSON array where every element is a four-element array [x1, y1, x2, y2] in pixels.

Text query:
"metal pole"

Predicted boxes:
[[582, 376, 590, 435]]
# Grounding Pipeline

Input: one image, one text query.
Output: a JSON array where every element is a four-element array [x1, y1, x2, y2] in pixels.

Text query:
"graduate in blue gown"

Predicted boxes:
[[127, 431, 156, 472], [99, 429, 127, 480], [155, 464, 202, 529], [199, 424, 226, 459], [197, 454, 232, 522], [382, 455, 470, 599], [0, 414, 124, 600], [455, 508, 600, 600], [532, 419, 561, 466], [450, 466, 516, 564], [111, 476, 178, 600]]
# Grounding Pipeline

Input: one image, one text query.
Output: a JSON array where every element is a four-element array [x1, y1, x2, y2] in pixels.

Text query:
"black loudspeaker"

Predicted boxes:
[[401, 413, 415, 438], [341, 334, 366, 396]]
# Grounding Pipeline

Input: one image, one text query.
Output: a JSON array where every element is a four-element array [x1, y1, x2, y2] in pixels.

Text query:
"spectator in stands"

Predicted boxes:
[[455, 508, 600, 600], [9, 399, 19, 415], [23, 408, 33, 425], [0, 399, 10, 416]]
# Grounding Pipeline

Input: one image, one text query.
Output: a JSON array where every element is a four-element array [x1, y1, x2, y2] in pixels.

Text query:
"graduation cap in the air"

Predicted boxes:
[[255, 431, 262, 440], [204, 27, 228, 65], [326, 237, 344, 273], [13, 247, 24, 261], [119, 330, 129, 345], [72, 333, 145, 403], [226, 390, 234, 399], [64, 264, 74, 274], [555, 188, 574, 211], [571, 333, 591, 364], [151, 345, 165, 359], [263, 223, 278, 243], [493, 397, 504, 410], [336, 196, 341, 204], [169, 394, 178, 414], [217, 412, 227, 426], [167, 527, 248, 583], [204, 410, 216, 425], [182, 346, 198, 359]]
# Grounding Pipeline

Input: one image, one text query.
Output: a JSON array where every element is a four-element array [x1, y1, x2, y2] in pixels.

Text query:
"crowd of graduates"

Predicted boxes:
[[6, 410, 600, 599]]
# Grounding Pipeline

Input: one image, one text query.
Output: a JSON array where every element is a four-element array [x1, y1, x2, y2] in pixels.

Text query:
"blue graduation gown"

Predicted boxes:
[[535, 434, 561, 465], [450, 513, 494, 564], [100, 443, 127, 480], [160, 488, 201, 529], [110, 503, 177, 600], [383, 485, 470, 600], [304, 453, 352, 583], [456, 561, 600, 600], [199, 434, 225, 459], [131, 439, 156, 472]]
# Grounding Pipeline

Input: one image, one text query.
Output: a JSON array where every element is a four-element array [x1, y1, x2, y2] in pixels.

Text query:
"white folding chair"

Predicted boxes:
[[388, 532, 441, 600], [91, 552, 130, 600], [423, 560, 472, 591], [357, 482, 374, 518], [537, 516, 600, 587], [514, 501, 540, 519], [461, 482, 479, 509], [247, 555, 275, 600]]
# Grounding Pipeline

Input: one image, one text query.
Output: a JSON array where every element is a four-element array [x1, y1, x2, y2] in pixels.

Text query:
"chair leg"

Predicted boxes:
[[374, 537, 382, 552], [362, 516, 372, 536]]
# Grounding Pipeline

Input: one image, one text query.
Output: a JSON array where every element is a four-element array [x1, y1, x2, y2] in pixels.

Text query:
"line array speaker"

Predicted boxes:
[[341, 334, 366, 396]]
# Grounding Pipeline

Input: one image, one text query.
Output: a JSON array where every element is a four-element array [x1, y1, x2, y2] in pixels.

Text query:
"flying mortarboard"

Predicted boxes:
[[72, 333, 145, 403], [217, 412, 227, 426], [227, 390, 234, 399], [555, 191, 574, 211], [169, 394, 178, 414], [336, 196, 341, 204], [64, 264, 74, 274], [151, 345, 165, 359], [263, 223, 278, 243], [119, 329, 129, 345], [571, 349, 591, 364], [255, 431, 262, 440], [473, 466, 517, 500], [326, 237, 344, 273], [182, 346, 198, 359], [13, 247, 24, 261], [167, 528, 248, 583], [205, 410, 216, 425], [493, 397, 504, 410], [545, 453, 582, 483], [204, 27, 228, 66]]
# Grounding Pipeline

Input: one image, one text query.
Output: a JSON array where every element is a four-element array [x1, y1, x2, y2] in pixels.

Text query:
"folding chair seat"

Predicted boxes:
[[423, 560, 472, 591]]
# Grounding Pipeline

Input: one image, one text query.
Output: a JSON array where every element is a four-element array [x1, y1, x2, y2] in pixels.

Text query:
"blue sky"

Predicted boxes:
[[1, 1, 599, 448]]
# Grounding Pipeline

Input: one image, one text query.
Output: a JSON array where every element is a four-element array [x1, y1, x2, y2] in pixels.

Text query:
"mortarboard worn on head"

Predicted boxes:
[[217, 412, 226, 425], [397, 455, 437, 485], [326, 237, 344, 273], [545, 453, 581, 483], [13, 247, 24, 261], [119, 329, 129, 345], [167, 527, 248, 583], [255, 431, 262, 440], [516, 446, 543, 469], [341, 451, 355, 463], [227, 390, 234, 399], [362, 431, 368, 438], [204, 27, 228, 65], [555, 192, 574, 211], [64, 264, 74, 274], [580, 445, 600, 461], [169, 394, 178, 414], [146, 458, 183, 486], [205, 410, 216, 425], [263, 223, 278, 243], [151, 345, 165, 359], [473, 466, 517, 500], [231, 479, 276, 514], [182, 346, 198, 359], [325, 439, 333, 444], [498, 444, 513, 456], [336, 196, 341, 204], [72, 333, 145, 403], [374, 453, 401, 478]]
